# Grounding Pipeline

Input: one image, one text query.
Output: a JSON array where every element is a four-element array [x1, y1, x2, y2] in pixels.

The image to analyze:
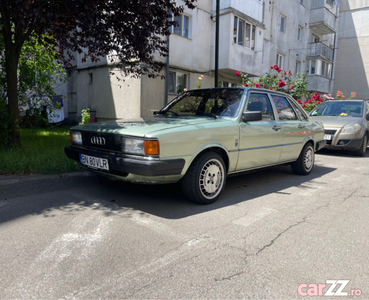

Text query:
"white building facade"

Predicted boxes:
[[334, 0, 369, 100], [64, 0, 340, 123]]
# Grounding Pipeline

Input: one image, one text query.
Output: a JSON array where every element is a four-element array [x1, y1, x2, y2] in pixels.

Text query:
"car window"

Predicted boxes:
[[271, 96, 298, 120], [289, 97, 308, 120], [311, 101, 364, 117], [246, 93, 274, 120], [162, 89, 244, 118]]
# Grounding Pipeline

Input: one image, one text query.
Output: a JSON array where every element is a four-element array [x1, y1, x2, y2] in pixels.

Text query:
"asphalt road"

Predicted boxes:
[[1, 149, 368, 299]]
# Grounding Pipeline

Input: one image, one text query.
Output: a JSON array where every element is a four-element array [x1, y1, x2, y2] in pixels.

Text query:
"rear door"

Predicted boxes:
[[270, 95, 310, 162]]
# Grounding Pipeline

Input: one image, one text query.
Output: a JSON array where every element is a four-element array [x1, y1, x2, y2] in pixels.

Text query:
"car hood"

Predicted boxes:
[[310, 116, 363, 128], [72, 116, 230, 137]]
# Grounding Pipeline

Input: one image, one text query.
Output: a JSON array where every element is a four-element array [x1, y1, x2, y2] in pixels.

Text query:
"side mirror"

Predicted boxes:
[[242, 111, 263, 122], [366, 113, 369, 121]]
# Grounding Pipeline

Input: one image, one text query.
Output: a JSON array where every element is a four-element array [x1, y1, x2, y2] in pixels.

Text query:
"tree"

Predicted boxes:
[[0, 0, 196, 148]]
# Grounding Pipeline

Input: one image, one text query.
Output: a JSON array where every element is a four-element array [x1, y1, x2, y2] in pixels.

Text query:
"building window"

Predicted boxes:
[[170, 14, 191, 38], [309, 60, 317, 74], [276, 53, 285, 69], [279, 15, 286, 33], [320, 61, 332, 78], [297, 26, 303, 41], [295, 61, 301, 75], [313, 35, 320, 43], [89, 73, 93, 84], [168, 71, 188, 94], [234, 16, 256, 50]]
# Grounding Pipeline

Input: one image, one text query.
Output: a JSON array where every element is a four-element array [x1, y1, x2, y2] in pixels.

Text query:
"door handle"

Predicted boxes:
[[273, 125, 281, 131], [298, 124, 305, 129]]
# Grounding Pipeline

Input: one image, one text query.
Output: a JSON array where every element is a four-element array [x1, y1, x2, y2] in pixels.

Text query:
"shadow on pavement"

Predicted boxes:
[[1, 161, 336, 223]]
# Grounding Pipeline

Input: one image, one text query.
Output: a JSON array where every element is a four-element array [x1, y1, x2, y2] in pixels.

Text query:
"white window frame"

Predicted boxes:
[[295, 61, 301, 75], [279, 15, 286, 33], [276, 53, 285, 69], [170, 13, 192, 39], [168, 71, 188, 94], [233, 16, 256, 50]]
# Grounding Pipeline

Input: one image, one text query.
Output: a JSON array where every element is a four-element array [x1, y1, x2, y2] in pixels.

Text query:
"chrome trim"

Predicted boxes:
[[91, 136, 106, 145], [124, 154, 160, 161]]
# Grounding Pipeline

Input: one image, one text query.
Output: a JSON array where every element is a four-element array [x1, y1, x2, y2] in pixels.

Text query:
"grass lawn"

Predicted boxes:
[[0, 127, 84, 175]]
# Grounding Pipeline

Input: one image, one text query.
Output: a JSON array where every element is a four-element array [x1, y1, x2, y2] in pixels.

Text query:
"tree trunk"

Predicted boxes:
[[5, 48, 21, 148]]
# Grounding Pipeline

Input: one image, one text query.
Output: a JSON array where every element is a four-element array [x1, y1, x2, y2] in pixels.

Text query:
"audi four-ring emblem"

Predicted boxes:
[[91, 136, 106, 145]]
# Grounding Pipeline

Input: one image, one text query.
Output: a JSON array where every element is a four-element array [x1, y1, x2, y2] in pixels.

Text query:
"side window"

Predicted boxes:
[[272, 96, 298, 120], [289, 98, 308, 120], [246, 93, 274, 120]]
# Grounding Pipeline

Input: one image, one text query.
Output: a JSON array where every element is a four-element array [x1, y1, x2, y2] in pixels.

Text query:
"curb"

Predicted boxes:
[[0, 171, 91, 186]]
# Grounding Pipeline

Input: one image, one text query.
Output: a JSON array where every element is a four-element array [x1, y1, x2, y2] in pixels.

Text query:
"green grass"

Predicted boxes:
[[0, 127, 84, 175]]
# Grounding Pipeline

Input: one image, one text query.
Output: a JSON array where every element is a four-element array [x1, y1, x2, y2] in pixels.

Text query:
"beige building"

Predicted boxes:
[[334, 0, 369, 99], [64, 0, 341, 123]]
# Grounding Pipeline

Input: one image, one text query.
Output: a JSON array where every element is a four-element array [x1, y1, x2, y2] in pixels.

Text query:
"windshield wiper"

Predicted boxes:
[[155, 110, 179, 116], [197, 112, 217, 119]]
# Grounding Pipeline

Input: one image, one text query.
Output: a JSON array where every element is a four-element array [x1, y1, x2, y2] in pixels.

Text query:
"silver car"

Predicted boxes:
[[310, 100, 369, 156]]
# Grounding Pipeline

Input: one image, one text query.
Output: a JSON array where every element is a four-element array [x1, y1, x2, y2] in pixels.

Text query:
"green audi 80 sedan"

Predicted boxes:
[[65, 88, 326, 204], [310, 99, 369, 156]]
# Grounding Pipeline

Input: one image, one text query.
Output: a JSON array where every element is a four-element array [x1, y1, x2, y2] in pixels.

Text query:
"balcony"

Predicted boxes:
[[307, 42, 334, 62], [310, 0, 338, 35]]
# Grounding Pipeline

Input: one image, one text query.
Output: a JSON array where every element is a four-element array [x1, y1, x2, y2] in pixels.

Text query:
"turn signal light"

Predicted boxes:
[[144, 140, 159, 155]]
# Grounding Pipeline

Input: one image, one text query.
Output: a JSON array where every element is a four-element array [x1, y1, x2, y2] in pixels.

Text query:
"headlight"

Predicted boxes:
[[70, 131, 82, 145], [122, 138, 159, 156], [342, 124, 361, 133]]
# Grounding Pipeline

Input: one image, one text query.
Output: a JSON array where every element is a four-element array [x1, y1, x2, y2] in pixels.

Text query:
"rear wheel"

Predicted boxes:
[[291, 143, 315, 175], [181, 152, 226, 204], [354, 134, 367, 157]]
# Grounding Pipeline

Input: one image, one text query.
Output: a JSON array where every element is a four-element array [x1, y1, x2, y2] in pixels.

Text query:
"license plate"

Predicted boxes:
[[80, 154, 109, 171], [324, 134, 332, 140]]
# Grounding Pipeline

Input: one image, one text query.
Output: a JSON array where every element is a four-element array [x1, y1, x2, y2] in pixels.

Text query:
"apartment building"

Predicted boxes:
[[334, 0, 369, 99], [64, 0, 340, 123]]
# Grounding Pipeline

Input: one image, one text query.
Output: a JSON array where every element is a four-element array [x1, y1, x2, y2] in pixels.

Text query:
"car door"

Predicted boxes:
[[271, 95, 310, 162], [236, 92, 284, 170]]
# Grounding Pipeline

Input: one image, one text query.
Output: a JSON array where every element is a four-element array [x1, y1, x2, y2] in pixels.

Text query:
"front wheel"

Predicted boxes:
[[291, 143, 315, 175], [354, 134, 367, 157], [181, 152, 226, 204]]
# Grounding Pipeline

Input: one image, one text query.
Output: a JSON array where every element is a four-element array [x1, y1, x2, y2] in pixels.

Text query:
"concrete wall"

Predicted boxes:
[[334, 0, 369, 99]]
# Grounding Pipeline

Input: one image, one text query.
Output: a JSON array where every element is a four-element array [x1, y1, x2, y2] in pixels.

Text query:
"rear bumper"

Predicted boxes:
[[64, 146, 185, 177], [316, 140, 327, 151]]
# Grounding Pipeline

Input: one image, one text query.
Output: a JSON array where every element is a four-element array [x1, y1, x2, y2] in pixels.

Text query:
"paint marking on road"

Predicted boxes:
[[233, 207, 277, 228]]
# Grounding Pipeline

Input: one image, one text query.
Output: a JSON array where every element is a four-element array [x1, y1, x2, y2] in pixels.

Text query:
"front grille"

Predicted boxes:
[[325, 129, 337, 135], [81, 131, 122, 152]]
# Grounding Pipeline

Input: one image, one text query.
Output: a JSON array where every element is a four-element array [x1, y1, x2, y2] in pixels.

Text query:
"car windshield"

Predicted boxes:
[[311, 101, 364, 117], [156, 88, 245, 118]]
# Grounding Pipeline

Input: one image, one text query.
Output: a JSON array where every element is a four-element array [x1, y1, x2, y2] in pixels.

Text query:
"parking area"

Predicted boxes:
[[0, 150, 368, 299]]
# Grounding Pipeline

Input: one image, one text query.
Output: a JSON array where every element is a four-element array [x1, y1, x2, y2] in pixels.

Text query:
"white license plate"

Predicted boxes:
[[80, 154, 109, 171], [324, 134, 332, 140]]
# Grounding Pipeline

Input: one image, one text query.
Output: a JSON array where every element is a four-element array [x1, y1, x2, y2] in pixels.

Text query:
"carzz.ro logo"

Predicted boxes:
[[298, 280, 362, 297]]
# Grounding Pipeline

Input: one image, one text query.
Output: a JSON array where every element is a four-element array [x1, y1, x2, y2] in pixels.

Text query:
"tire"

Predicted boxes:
[[354, 134, 367, 157], [181, 152, 226, 204], [291, 143, 315, 175]]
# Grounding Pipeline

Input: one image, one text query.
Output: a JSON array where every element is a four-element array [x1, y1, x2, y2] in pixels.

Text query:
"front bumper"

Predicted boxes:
[[65, 146, 185, 178], [325, 137, 362, 151]]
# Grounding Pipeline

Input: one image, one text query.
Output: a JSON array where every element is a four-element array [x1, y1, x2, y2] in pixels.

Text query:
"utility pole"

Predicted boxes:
[[214, 0, 220, 87]]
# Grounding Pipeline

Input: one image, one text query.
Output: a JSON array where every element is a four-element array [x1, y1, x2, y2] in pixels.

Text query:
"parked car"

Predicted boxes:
[[310, 99, 369, 156], [65, 88, 325, 204]]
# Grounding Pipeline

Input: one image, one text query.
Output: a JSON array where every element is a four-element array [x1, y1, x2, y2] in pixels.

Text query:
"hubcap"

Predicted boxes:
[[304, 146, 314, 171], [199, 159, 224, 199]]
